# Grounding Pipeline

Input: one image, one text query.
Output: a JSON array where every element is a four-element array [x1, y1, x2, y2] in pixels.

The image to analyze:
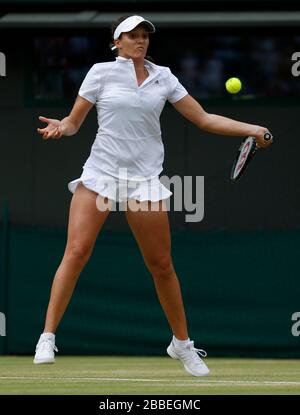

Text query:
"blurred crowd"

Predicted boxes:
[[174, 36, 300, 98], [33, 36, 104, 100], [33, 33, 300, 101]]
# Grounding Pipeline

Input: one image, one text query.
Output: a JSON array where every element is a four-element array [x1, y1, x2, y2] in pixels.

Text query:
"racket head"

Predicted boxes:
[[231, 136, 257, 181]]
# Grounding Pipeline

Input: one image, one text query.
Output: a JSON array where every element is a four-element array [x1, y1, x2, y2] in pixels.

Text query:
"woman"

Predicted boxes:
[[34, 15, 272, 376]]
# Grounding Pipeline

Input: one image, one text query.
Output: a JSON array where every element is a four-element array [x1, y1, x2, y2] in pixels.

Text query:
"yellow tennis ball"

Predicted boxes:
[[225, 77, 242, 94]]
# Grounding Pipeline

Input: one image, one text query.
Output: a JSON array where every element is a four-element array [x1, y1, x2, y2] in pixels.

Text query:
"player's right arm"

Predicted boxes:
[[37, 95, 94, 140]]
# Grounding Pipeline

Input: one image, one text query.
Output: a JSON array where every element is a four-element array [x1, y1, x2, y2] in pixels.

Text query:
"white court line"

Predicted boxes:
[[0, 377, 300, 386]]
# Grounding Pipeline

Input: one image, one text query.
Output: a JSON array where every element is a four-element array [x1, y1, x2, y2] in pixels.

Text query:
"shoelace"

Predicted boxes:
[[36, 339, 58, 353], [176, 341, 207, 365]]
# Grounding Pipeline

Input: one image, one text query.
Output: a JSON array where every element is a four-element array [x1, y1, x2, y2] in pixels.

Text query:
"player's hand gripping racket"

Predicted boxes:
[[231, 132, 273, 181]]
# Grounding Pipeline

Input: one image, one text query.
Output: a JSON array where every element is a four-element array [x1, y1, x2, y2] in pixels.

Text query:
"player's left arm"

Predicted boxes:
[[172, 94, 272, 148]]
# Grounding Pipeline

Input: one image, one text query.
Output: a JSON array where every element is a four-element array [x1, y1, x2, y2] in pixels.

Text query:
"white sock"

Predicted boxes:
[[173, 335, 190, 346], [40, 332, 55, 342]]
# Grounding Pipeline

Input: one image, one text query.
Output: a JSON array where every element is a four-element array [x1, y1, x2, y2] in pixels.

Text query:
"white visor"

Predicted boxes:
[[113, 15, 155, 40]]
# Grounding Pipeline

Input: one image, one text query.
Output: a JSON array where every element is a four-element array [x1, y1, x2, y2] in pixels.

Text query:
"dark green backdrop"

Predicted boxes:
[[1, 224, 299, 357]]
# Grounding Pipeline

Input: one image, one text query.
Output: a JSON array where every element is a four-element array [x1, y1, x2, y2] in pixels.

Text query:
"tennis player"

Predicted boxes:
[[34, 15, 272, 376]]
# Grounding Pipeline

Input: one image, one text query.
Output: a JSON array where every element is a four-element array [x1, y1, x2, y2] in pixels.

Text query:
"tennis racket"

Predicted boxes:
[[231, 132, 273, 181]]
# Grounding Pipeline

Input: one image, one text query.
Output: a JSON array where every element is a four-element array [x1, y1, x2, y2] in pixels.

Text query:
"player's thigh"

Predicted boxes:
[[66, 182, 110, 253], [125, 200, 172, 268]]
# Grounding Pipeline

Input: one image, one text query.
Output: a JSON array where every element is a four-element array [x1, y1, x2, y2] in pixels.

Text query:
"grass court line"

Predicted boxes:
[[1, 376, 300, 386]]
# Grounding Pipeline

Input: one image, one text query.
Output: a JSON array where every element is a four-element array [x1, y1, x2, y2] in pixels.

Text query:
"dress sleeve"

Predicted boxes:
[[78, 64, 101, 104], [166, 67, 188, 103]]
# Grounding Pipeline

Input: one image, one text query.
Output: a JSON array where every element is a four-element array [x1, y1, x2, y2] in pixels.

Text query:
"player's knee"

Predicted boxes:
[[148, 256, 174, 279], [65, 242, 92, 263]]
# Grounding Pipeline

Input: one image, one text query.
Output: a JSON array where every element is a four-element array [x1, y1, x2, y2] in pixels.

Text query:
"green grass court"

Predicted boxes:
[[0, 356, 300, 395]]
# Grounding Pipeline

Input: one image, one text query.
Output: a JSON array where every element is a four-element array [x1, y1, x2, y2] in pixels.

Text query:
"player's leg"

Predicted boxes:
[[125, 199, 209, 376], [44, 183, 111, 333], [34, 183, 110, 363], [125, 199, 188, 340]]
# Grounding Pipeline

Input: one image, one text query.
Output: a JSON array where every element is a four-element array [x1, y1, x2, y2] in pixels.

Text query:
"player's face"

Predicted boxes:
[[115, 26, 149, 60]]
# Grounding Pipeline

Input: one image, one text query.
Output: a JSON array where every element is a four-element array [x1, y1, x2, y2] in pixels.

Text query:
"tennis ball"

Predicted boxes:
[[225, 77, 242, 94]]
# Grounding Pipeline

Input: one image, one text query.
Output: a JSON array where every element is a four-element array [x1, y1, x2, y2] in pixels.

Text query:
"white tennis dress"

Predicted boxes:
[[68, 56, 188, 202]]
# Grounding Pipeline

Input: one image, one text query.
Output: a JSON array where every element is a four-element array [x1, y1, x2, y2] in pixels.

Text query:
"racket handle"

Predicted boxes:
[[263, 132, 272, 141]]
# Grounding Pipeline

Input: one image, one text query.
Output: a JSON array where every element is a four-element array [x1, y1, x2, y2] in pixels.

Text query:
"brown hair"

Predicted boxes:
[[109, 15, 155, 63]]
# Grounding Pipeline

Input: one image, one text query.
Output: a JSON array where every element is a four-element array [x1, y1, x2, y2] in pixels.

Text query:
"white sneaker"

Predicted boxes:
[[167, 338, 210, 376], [33, 333, 58, 364]]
